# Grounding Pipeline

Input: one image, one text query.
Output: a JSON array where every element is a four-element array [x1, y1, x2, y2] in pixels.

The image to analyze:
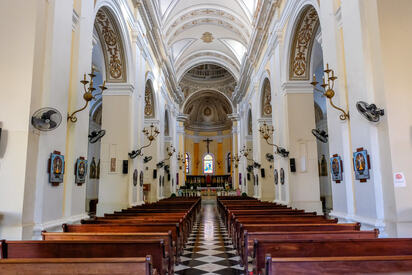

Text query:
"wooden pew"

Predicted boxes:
[[0, 257, 153, 275], [81, 218, 192, 245], [265, 255, 412, 275], [42, 231, 174, 273], [241, 229, 379, 271], [230, 217, 339, 244], [235, 223, 361, 252], [1, 240, 169, 275], [65, 222, 184, 258], [254, 238, 412, 274]]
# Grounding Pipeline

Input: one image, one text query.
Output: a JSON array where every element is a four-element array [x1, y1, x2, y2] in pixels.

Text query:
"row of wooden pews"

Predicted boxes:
[[217, 196, 412, 275], [0, 196, 201, 275]]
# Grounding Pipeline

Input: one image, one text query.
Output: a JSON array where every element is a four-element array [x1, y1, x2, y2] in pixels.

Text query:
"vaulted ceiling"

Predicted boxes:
[[138, 0, 276, 106], [159, 0, 256, 83]]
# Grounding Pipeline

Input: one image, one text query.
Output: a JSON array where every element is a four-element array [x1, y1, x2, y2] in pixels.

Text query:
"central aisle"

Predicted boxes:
[[175, 198, 244, 275]]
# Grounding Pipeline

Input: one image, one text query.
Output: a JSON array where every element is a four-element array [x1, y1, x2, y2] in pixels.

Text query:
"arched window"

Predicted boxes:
[[185, 153, 190, 174], [203, 154, 214, 174]]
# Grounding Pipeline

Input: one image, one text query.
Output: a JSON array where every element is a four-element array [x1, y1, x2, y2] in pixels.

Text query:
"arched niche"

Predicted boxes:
[[247, 109, 253, 135], [164, 109, 170, 136], [144, 80, 156, 118], [289, 6, 320, 81], [94, 7, 127, 83], [261, 78, 272, 117]]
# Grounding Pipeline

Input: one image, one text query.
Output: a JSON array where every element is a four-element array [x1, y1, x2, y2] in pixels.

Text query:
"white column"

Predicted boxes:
[[281, 82, 323, 214], [97, 84, 134, 215]]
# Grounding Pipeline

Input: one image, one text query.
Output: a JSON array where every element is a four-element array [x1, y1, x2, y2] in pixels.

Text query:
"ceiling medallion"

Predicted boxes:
[[201, 32, 214, 43]]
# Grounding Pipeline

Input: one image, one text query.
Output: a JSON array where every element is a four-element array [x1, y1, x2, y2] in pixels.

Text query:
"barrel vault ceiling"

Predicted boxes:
[[138, 0, 277, 104]]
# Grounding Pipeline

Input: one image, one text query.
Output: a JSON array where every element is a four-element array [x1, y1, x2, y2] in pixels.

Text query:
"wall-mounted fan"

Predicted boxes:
[[89, 130, 106, 144], [356, 101, 385, 122], [312, 129, 328, 143], [266, 153, 274, 162], [157, 161, 165, 169], [31, 108, 62, 131], [143, 156, 152, 163], [276, 147, 289, 158]]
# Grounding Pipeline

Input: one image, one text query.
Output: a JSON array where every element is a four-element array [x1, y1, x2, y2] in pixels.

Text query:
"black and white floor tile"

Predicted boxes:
[[175, 199, 247, 275]]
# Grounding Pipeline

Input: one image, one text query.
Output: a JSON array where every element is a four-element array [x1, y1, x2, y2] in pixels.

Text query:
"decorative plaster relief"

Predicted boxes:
[[289, 6, 319, 81], [95, 7, 127, 83]]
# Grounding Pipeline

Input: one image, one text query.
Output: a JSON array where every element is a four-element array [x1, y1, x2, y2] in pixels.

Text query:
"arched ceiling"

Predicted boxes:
[[183, 90, 233, 132], [159, 0, 256, 82], [179, 64, 237, 99]]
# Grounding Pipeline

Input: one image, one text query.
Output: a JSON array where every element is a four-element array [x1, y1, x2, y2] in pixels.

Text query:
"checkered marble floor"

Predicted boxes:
[[175, 199, 245, 275]]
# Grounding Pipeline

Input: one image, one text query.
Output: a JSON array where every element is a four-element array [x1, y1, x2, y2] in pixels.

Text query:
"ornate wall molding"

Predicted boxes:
[[95, 7, 127, 83], [289, 6, 319, 81], [144, 81, 155, 118], [261, 78, 272, 117]]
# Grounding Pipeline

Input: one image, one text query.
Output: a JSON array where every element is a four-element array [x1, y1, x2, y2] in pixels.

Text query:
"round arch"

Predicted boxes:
[[181, 89, 235, 114], [282, 0, 321, 82], [257, 70, 272, 118], [94, 0, 134, 84]]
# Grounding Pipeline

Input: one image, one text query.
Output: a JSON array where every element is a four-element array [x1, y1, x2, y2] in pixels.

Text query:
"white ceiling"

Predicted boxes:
[[158, 0, 257, 82]]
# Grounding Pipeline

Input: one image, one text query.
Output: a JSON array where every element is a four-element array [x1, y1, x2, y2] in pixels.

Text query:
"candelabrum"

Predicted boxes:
[[68, 68, 107, 123], [177, 152, 186, 170], [311, 63, 349, 121], [129, 124, 160, 159], [258, 122, 289, 158]]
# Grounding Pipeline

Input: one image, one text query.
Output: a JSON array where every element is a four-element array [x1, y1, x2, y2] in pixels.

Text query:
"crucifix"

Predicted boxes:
[[203, 138, 213, 154]]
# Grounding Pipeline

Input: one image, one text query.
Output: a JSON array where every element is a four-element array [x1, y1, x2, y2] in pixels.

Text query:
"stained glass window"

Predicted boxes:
[[203, 154, 214, 174], [185, 153, 190, 174]]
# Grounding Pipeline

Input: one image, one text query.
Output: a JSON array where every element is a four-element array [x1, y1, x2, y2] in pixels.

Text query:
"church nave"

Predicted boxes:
[[175, 199, 244, 275]]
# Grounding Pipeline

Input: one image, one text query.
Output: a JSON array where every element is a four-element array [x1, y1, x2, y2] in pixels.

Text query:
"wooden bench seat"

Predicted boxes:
[[265, 255, 412, 275], [1, 240, 169, 275], [240, 229, 379, 271], [234, 223, 361, 251], [64, 223, 185, 257], [42, 231, 175, 272], [0, 257, 153, 275], [254, 238, 412, 274]]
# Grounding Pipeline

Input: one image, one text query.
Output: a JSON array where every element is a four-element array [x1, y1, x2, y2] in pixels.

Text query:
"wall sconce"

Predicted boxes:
[[258, 123, 289, 158], [129, 124, 160, 159], [230, 153, 241, 168], [68, 69, 107, 123], [240, 145, 253, 161], [157, 145, 176, 168], [311, 64, 349, 121], [177, 152, 186, 170]]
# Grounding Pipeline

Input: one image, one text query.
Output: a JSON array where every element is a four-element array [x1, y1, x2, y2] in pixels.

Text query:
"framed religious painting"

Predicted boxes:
[[139, 171, 144, 187], [330, 155, 343, 183], [133, 169, 138, 186], [353, 148, 371, 182], [280, 168, 285, 185], [49, 151, 65, 185], [274, 169, 278, 185], [75, 157, 87, 185]]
